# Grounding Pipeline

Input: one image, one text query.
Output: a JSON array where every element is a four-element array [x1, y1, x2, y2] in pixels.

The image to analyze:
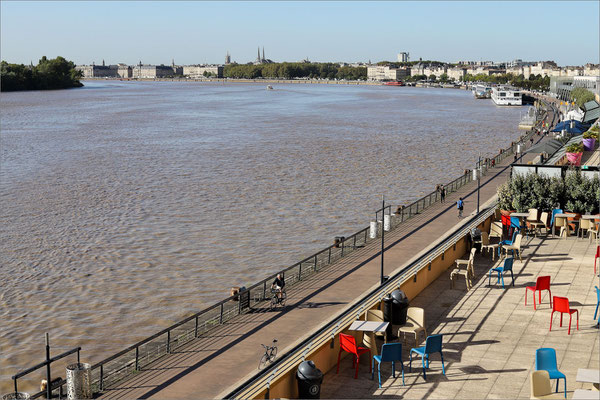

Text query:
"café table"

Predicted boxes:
[[511, 212, 532, 237], [572, 389, 599, 399], [554, 213, 577, 238], [576, 368, 600, 391], [348, 320, 389, 356]]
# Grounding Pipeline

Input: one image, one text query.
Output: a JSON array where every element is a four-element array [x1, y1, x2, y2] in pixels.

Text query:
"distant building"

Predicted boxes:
[[117, 64, 132, 78], [397, 52, 409, 63], [550, 75, 600, 101], [225, 52, 231, 65], [76, 64, 119, 78], [367, 65, 407, 81], [254, 46, 273, 64], [182, 65, 224, 78], [447, 67, 467, 82], [134, 64, 177, 79]]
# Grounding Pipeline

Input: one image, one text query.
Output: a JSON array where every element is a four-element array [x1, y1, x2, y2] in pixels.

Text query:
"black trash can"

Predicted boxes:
[[296, 360, 323, 399], [391, 290, 409, 325], [382, 295, 395, 338]]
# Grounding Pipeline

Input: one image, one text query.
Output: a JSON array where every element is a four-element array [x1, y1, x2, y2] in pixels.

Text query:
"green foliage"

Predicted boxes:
[[1, 56, 82, 91], [583, 125, 599, 139], [565, 142, 584, 153], [223, 62, 367, 81], [439, 73, 449, 82], [428, 74, 436, 81], [497, 171, 598, 214], [463, 72, 549, 90], [570, 87, 595, 107]]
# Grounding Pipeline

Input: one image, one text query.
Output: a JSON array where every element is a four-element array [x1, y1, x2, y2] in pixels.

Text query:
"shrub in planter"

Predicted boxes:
[[565, 142, 584, 165], [583, 126, 598, 150]]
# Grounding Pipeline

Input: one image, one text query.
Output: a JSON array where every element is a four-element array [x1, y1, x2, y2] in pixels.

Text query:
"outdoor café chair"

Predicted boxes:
[[489, 221, 503, 241], [550, 209, 563, 237], [372, 343, 404, 388], [590, 221, 599, 244], [450, 253, 475, 290], [501, 233, 523, 261], [488, 257, 514, 288], [535, 348, 567, 398], [594, 286, 600, 321], [336, 333, 371, 379], [530, 211, 550, 237], [409, 334, 445, 380], [526, 276, 552, 310], [366, 309, 386, 340], [397, 307, 427, 345], [550, 296, 579, 335], [480, 232, 499, 261], [578, 218, 592, 239], [530, 370, 564, 399], [498, 230, 517, 258], [596, 246, 600, 275]]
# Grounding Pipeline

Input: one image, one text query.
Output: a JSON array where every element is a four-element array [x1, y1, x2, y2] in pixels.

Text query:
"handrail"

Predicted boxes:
[[225, 203, 498, 399]]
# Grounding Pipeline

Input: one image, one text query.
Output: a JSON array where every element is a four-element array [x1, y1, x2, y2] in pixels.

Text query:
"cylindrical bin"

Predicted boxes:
[[66, 363, 92, 400], [369, 221, 377, 239], [382, 295, 395, 339], [391, 290, 409, 325], [296, 360, 323, 399], [1, 393, 30, 400], [383, 215, 391, 231]]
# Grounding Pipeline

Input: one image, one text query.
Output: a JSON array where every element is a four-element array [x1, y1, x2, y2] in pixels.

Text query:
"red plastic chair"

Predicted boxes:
[[550, 296, 579, 335], [336, 333, 371, 379], [525, 276, 552, 310], [595, 245, 599, 275]]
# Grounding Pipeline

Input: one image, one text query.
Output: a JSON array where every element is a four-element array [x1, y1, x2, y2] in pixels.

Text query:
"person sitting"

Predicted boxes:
[[271, 273, 285, 300]]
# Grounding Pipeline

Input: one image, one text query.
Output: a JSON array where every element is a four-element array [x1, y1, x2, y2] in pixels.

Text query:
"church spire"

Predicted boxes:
[[257, 46, 261, 63], [262, 47, 265, 62]]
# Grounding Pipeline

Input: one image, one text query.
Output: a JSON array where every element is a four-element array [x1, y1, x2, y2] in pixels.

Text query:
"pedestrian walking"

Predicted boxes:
[[457, 197, 464, 218], [439, 184, 446, 203]]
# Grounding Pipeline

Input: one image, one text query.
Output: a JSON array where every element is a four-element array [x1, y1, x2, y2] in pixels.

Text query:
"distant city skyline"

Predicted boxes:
[[1, 1, 598, 66]]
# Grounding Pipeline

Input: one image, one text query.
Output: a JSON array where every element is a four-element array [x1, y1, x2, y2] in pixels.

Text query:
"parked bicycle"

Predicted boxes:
[[258, 338, 278, 369], [270, 288, 287, 309]]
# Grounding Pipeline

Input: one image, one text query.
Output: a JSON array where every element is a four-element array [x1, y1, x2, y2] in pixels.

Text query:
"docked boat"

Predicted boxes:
[[472, 84, 492, 99], [384, 81, 405, 86], [491, 86, 522, 106]]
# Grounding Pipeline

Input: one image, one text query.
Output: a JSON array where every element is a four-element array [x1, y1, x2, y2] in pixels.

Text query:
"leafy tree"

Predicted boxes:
[[428, 74, 436, 81], [439, 73, 449, 83], [570, 87, 595, 107], [1, 56, 82, 91]]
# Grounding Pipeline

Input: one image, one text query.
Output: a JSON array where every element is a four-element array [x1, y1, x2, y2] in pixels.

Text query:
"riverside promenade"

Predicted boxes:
[[99, 133, 549, 399]]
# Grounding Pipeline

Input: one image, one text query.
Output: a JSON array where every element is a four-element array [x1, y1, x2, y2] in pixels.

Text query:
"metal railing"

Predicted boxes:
[[226, 203, 498, 399]]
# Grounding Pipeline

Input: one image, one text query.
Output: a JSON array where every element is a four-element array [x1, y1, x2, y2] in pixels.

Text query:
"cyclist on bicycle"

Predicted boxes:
[[271, 273, 285, 301]]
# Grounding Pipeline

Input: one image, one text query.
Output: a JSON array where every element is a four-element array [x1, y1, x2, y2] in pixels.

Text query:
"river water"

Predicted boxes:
[[0, 81, 523, 392]]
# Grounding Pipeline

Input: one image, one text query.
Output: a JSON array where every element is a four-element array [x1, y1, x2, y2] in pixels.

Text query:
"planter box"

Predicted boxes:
[[566, 152, 583, 166], [583, 138, 596, 151]]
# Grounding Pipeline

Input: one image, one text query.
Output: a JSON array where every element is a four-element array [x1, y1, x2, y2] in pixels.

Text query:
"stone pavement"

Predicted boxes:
[[98, 123, 553, 399], [321, 235, 599, 399]]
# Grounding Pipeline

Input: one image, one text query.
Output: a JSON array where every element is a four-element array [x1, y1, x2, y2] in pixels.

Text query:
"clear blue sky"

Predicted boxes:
[[1, 1, 598, 66]]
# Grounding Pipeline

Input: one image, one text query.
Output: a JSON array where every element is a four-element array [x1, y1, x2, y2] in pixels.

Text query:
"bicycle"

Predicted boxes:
[[258, 339, 278, 369], [270, 288, 287, 309]]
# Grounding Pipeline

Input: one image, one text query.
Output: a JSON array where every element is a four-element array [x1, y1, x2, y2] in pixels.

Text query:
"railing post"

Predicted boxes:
[[167, 330, 171, 353], [328, 247, 331, 264], [314, 255, 317, 271], [220, 303, 223, 324], [135, 347, 139, 371], [263, 281, 267, 301], [341, 241, 344, 256], [194, 316, 199, 338], [100, 365, 104, 391], [299, 264, 302, 281], [353, 235, 357, 249], [364, 229, 367, 243]]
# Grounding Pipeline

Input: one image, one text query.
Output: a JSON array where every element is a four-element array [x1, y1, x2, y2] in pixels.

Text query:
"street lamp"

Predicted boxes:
[[477, 153, 481, 214], [380, 195, 385, 285]]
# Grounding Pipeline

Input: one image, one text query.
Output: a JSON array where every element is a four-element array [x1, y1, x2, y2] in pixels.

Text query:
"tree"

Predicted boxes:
[[570, 87, 595, 107], [428, 74, 436, 81], [439, 73, 449, 83], [1, 56, 82, 91]]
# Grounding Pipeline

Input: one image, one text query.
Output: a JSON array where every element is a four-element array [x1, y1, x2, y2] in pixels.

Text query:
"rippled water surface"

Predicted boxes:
[[0, 81, 523, 391]]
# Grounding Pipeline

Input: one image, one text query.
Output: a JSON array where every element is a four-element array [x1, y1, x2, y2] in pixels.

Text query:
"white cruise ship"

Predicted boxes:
[[491, 86, 522, 106]]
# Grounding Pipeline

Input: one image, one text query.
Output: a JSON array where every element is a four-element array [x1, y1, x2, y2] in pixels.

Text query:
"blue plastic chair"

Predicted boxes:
[[535, 348, 566, 398], [372, 343, 404, 388], [550, 209, 563, 236], [498, 230, 517, 257], [409, 334, 445, 380], [594, 286, 600, 322], [488, 257, 515, 288]]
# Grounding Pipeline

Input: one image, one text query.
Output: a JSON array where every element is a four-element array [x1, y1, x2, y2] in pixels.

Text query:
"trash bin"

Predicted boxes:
[[1, 393, 30, 400], [390, 290, 409, 325], [382, 295, 395, 338], [296, 360, 323, 399], [66, 363, 92, 400]]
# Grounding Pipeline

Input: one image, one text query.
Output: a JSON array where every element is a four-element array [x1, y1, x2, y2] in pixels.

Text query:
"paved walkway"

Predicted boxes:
[[321, 235, 599, 399], [99, 115, 553, 399]]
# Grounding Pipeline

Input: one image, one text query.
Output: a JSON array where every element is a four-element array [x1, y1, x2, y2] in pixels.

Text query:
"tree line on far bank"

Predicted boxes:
[[1, 56, 83, 91], [224, 62, 367, 80]]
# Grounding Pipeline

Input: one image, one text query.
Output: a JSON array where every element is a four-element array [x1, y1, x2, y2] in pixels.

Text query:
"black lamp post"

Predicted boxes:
[[381, 195, 385, 285]]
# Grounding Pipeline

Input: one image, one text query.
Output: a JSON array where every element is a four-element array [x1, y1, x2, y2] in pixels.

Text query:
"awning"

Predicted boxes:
[[525, 139, 564, 155], [583, 101, 600, 124], [551, 119, 587, 134], [545, 136, 583, 165]]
